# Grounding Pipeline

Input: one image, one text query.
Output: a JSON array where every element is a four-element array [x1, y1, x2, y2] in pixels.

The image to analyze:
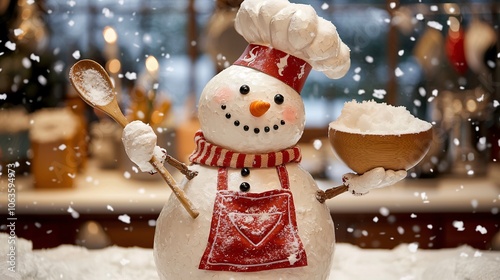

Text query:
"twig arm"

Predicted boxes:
[[316, 185, 349, 203], [165, 155, 198, 180], [150, 156, 199, 219]]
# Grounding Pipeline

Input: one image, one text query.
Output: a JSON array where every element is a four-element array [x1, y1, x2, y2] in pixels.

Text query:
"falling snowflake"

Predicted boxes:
[[418, 87, 426, 97], [118, 214, 131, 224], [30, 53, 40, 62], [471, 199, 478, 209], [102, 8, 114, 18], [372, 89, 386, 99], [21, 57, 31, 69], [67, 206, 80, 219], [125, 72, 137, 80], [420, 192, 429, 203], [107, 205, 114, 212], [427, 21, 443, 31], [72, 50, 81, 59], [5, 41, 16, 51], [54, 61, 64, 73], [379, 207, 390, 217], [38, 75, 47, 85], [453, 220, 465, 231], [313, 139, 322, 150], [487, 60, 496, 68], [14, 29, 23, 36], [475, 225, 487, 235], [395, 67, 404, 77], [397, 226, 405, 235]]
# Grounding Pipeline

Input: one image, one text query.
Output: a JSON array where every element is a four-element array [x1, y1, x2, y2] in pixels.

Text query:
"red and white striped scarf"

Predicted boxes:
[[189, 131, 302, 168]]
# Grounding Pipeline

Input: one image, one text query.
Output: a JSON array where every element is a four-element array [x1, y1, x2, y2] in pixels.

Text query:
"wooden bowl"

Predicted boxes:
[[328, 126, 433, 174]]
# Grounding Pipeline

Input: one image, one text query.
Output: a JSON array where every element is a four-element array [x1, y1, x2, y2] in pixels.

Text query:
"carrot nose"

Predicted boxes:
[[249, 100, 270, 117]]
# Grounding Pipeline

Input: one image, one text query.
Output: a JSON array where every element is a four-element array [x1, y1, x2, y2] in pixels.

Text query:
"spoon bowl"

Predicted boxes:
[[328, 126, 433, 174], [69, 60, 128, 127]]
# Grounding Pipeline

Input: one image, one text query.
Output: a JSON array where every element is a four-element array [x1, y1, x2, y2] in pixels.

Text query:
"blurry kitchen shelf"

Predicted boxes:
[[3, 161, 499, 215], [323, 163, 500, 214]]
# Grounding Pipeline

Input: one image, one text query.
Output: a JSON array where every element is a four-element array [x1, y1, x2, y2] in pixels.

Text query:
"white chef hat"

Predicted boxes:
[[233, 0, 351, 94]]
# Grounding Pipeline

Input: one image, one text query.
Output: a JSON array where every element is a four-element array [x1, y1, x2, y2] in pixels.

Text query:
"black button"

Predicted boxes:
[[241, 168, 250, 177], [240, 182, 250, 192]]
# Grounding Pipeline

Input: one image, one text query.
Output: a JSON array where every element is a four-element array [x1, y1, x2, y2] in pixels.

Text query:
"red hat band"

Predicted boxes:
[[233, 44, 312, 94]]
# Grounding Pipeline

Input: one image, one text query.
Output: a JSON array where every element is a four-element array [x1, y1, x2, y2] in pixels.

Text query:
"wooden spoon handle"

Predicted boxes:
[[98, 100, 129, 127], [150, 156, 199, 219]]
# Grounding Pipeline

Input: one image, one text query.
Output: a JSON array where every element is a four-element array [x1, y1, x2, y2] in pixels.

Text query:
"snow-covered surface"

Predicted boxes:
[[1, 233, 499, 280], [330, 100, 432, 135]]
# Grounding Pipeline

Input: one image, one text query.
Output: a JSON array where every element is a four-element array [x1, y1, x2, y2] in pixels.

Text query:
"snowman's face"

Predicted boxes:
[[198, 65, 305, 153]]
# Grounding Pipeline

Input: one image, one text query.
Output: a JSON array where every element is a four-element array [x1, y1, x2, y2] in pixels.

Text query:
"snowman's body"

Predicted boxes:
[[154, 163, 335, 280], [153, 1, 351, 278], [154, 65, 336, 279]]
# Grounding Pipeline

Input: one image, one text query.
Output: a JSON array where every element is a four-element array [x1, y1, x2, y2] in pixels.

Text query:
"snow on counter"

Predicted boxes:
[[1, 233, 498, 280]]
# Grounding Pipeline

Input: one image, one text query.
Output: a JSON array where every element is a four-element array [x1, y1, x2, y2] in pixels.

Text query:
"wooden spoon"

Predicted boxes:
[[69, 59, 199, 219]]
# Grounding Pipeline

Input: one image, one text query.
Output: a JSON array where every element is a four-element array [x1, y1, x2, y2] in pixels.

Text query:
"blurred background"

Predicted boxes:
[[0, 0, 499, 250]]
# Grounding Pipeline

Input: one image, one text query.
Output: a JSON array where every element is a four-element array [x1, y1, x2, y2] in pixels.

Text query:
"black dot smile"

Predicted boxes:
[[221, 103, 286, 134]]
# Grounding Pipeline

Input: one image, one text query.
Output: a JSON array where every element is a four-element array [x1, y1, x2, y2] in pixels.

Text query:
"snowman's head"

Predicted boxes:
[[198, 65, 305, 154], [197, 0, 352, 154]]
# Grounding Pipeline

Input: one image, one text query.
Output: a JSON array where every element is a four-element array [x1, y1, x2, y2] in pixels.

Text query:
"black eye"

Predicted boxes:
[[240, 85, 250, 95], [274, 94, 284, 105]]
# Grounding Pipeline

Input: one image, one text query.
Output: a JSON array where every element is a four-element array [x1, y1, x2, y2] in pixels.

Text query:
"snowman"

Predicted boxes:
[[122, 0, 406, 279]]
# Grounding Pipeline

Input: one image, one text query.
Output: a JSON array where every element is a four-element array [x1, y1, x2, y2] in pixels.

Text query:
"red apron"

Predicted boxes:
[[199, 165, 307, 272]]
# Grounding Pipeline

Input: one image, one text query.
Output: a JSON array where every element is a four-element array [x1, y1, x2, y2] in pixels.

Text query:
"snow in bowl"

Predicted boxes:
[[328, 100, 433, 174]]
